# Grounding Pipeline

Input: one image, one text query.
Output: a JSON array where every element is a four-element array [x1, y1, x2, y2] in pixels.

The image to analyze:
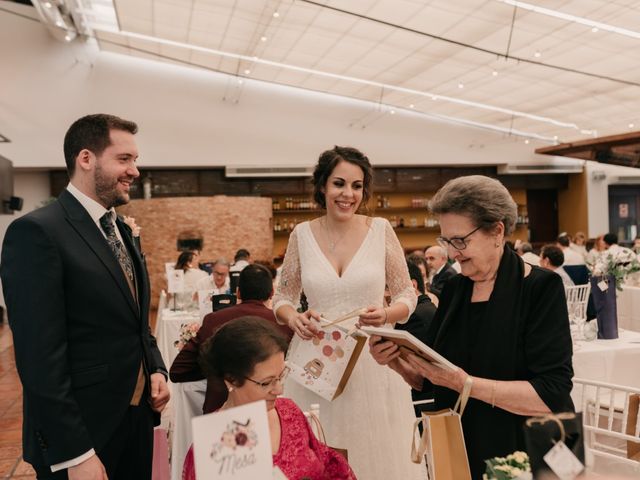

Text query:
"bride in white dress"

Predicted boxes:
[[273, 147, 425, 480]]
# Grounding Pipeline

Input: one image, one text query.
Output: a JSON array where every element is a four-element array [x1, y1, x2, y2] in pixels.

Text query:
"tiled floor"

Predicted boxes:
[[0, 323, 35, 479]]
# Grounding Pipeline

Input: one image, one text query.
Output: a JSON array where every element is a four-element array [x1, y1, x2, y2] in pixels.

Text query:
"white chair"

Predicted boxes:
[[572, 377, 640, 475], [565, 284, 591, 324]]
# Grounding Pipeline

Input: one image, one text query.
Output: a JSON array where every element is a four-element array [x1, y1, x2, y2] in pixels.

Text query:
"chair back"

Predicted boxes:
[[211, 294, 237, 312], [572, 377, 640, 474], [566, 284, 591, 324], [563, 264, 591, 285]]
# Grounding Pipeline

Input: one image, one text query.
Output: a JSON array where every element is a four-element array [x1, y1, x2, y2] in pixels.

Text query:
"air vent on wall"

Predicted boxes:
[[225, 166, 314, 178], [612, 176, 640, 184], [497, 163, 583, 175]]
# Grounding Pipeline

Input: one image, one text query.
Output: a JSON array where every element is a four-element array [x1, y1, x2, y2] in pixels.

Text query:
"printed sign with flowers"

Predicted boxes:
[[483, 451, 532, 480], [174, 322, 200, 350]]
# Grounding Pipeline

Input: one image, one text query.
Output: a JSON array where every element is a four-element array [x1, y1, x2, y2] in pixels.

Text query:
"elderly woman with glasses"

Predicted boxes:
[[370, 175, 574, 479], [182, 316, 355, 480]]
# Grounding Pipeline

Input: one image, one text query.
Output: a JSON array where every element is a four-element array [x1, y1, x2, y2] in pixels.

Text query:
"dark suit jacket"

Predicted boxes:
[[170, 300, 292, 413], [0, 190, 166, 470], [429, 262, 458, 297]]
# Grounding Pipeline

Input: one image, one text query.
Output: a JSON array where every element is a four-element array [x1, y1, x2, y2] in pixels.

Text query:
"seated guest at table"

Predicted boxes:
[[230, 248, 251, 272], [570, 231, 588, 259], [194, 258, 231, 295], [425, 245, 457, 297], [603, 232, 622, 254], [557, 234, 585, 266], [170, 264, 292, 413], [370, 175, 574, 480], [182, 317, 356, 480], [516, 241, 540, 266], [394, 261, 437, 417], [540, 245, 575, 287], [634, 235, 640, 255], [175, 251, 208, 291]]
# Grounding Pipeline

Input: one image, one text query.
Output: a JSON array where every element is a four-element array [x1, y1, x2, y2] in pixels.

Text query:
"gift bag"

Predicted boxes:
[[524, 412, 585, 479], [286, 325, 366, 401], [411, 377, 472, 480]]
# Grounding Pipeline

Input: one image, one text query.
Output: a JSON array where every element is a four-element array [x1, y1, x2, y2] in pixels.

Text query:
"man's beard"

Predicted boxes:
[[95, 164, 130, 208]]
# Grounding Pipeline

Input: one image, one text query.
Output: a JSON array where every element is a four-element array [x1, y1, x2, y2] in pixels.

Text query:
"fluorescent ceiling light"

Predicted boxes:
[[103, 29, 580, 132], [499, 0, 640, 39]]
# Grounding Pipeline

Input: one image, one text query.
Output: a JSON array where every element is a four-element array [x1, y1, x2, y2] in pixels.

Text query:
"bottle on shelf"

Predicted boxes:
[[399, 217, 405, 228], [410, 217, 417, 228], [289, 218, 296, 232], [390, 215, 397, 228], [282, 217, 289, 232], [274, 220, 281, 232], [377, 195, 383, 208]]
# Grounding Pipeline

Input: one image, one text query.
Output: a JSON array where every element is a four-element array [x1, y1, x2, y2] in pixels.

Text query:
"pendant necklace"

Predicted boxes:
[[324, 217, 351, 252]]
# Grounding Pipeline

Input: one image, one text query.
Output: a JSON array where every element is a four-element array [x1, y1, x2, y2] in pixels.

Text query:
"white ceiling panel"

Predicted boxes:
[[78, 0, 640, 141]]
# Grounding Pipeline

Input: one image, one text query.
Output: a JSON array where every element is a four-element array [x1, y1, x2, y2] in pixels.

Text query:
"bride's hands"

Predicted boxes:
[[288, 309, 321, 340], [358, 305, 387, 327]]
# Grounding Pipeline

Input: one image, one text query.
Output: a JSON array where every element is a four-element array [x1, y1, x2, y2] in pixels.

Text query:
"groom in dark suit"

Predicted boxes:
[[1, 114, 169, 479]]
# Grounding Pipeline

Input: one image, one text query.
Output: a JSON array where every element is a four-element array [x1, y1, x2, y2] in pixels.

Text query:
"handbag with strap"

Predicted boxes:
[[411, 376, 473, 480], [306, 411, 349, 461]]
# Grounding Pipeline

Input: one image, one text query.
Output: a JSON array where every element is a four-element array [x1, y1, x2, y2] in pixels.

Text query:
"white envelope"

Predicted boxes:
[[191, 400, 272, 479]]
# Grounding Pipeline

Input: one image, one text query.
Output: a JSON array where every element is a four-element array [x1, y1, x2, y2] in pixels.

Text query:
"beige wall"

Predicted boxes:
[[558, 171, 589, 238], [117, 196, 272, 309]]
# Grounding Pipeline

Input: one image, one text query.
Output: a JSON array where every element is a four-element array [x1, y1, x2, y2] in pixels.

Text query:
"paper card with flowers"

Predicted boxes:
[[286, 316, 367, 401], [191, 400, 272, 479]]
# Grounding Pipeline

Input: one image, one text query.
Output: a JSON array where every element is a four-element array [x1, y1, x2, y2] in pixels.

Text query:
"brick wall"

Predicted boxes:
[[117, 196, 273, 309]]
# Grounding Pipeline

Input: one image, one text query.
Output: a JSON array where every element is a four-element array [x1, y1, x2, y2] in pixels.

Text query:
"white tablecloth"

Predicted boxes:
[[155, 308, 201, 369], [573, 328, 640, 388], [154, 308, 205, 480], [617, 285, 640, 333], [170, 380, 206, 480]]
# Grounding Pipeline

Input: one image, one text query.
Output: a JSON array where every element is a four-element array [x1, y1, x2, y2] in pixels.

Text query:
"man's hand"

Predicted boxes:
[[67, 454, 108, 480], [150, 373, 170, 413]]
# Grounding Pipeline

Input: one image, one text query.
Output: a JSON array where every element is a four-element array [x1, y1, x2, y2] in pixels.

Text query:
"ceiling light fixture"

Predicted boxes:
[[591, 27, 598, 33], [630, 123, 635, 129], [534, 50, 541, 58], [492, 70, 498, 76], [260, 36, 267, 42], [409, 104, 414, 108], [458, 82, 464, 89], [524, 139, 530, 144], [390, 109, 396, 115], [273, 12, 280, 18], [32, 0, 80, 42], [498, 0, 640, 40], [244, 69, 251, 75], [110, 30, 583, 131]]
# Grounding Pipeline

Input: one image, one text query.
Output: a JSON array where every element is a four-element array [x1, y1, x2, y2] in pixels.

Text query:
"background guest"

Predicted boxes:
[[406, 252, 430, 293], [170, 264, 292, 413], [557, 234, 585, 265], [603, 232, 622, 254], [516, 241, 540, 266], [230, 248, 251, 272], [571, 231, 588, 259], [181, 317, 355, 480], [540, 245, 575, 287], [371, 175, 574, 479], [194, 258, 231, 295], [425, 245, 457, 297]]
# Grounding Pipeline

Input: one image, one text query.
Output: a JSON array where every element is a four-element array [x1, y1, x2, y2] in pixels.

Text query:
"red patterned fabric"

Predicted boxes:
[[182, 398, 356, 480]]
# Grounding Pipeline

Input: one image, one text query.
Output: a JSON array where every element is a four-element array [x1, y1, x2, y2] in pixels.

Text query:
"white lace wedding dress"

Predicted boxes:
[[273, 217, 425, 480]]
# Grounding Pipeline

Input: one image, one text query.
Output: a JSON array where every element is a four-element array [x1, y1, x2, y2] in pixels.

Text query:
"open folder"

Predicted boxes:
[[359, 326, 458, 372]]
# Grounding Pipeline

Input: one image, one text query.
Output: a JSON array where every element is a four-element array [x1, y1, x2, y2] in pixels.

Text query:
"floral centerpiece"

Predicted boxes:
[[586, 246, 640, 291], [483, 451, 531, 480], [174, 322, 200, 350]]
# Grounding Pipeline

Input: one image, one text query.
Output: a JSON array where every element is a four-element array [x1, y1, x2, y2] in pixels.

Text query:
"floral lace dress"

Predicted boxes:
[[182, 398, 355, 480], [273, 217, 425, 480]]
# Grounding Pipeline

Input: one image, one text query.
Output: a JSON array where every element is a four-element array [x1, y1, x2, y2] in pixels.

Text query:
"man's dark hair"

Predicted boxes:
[[406, 261, 425, 295], [63, 114, 138, 177], [603, 233, 618, 246], [234, 249, 250, 262], [541, 244, 564, 268], [238, 264, 272, 301], [557, 235, 571, 247], [311, 146, 373, 210], [200, 316, 288, 386]]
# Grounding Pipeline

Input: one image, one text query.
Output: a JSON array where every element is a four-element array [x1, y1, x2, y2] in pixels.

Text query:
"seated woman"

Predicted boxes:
[[182, 316, 355, 480]]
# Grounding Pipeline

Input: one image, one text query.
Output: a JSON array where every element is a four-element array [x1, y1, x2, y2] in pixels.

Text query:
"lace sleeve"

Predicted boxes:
[[273, 226, 303, 315], [384, 219, 417, 323]]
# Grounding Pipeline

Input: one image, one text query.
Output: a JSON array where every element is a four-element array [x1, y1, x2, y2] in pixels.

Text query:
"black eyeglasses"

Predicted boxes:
[[245, 366, 290, 390], [437, 226, 482, 251]]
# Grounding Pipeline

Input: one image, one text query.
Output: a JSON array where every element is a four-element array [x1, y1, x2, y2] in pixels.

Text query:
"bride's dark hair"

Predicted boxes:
[[311, 146, 373, 210]]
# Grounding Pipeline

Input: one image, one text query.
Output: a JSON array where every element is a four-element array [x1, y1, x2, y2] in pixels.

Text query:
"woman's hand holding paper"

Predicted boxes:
[[405, 352, 467, 394]]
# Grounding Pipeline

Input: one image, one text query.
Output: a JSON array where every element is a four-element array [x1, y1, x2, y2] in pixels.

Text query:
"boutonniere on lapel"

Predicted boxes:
[[122, 215, 144, 258]]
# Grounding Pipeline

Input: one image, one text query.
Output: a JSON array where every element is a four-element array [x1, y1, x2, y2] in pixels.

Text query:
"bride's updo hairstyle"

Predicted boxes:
[[311, 146, 373, 210]]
